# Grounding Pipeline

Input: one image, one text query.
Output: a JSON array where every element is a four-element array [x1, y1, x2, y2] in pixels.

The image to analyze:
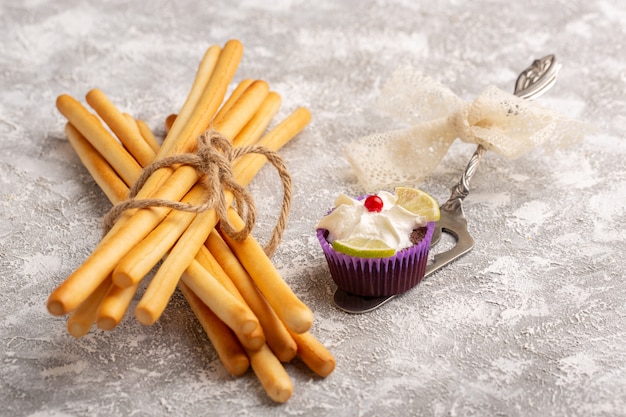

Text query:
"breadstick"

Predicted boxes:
[[59, 133, 182, 333], [157, 39, 243, 159], [96, 282, 139, 330], [112, 80, 272, 287], [71, 131, 251, 348], [191, 248, 265, 351], [63, 122, 143, 329], [162, 86, 279, 147], [52, 41, 308, 328], [112, 184, 209, 288], [232, 107, 311, 184], [138, 90, 281, 212], [61, 128, 257, 356], [178, 280, 249, 376], [64, 123, 128, 204], [86, 88, 156, 167], [53, 44, 324, 394], [194, 244, 245, 299], [243, 324, 266, 352], [46, 164, 199, 316], [114, 89, 282, 287], [66, 70, 264, 290], [56, 94, 143, 187], [122, 113, 144, 141], [123, 112, 161, 159], [164, 114, 176, 135], [48, 103, 309, 316], [233, 91, 281, 148], [192, 238, 289, 355], [111, 91, 293, 292], [190, 246, 269, 352], [135, 119, 160, 153], [162, 45, 221, 154], [112, 41, 239, 209], [213, 79, 254, 123], [247, 344, 293, 403], [64, 124, 145, 330], [206, 230, 297, 362], [211, 80, 269, 140], [289, 330, 336, 378], [176, 259, 262, 348], [132, 99, 301, 322], [101, 41, 238, 240], [130, 106, 311, 326], [47, 95, 297, 316], [66, 274, 113, 338], [221, 207, 313, 334], [135, 199, 220, 325]]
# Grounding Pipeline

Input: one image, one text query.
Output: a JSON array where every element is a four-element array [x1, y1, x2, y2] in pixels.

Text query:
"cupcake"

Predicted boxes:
[[316, 187, 439, 297]]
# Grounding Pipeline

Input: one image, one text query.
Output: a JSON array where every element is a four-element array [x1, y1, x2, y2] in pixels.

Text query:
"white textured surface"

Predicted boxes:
[[1, 1, 625, 416]]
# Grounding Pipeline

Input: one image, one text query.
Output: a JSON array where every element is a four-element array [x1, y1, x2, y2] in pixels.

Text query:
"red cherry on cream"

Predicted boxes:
[[364, 195, 384, 212]]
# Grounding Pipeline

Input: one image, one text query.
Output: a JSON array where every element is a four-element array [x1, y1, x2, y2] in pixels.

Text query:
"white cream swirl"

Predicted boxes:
[[316, 191, 426, 251]]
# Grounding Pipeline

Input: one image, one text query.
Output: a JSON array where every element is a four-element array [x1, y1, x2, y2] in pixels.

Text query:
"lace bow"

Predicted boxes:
[[344, 66, 591, 192]]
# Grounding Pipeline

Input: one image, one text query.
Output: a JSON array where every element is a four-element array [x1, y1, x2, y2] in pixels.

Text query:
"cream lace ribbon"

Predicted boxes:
[[344, 66, 591, 192]]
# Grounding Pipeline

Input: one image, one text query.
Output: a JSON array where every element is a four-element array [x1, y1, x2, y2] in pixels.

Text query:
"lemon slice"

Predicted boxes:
[[395, 186, 441, 221], [332, 237, 396, 258]]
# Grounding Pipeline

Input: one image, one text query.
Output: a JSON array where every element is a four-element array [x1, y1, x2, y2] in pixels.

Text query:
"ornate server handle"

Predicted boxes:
[[440, 54, 560, 213]]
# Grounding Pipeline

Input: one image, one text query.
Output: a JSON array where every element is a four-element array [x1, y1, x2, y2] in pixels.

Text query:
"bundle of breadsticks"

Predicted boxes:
[[47, 39, 335, 403]]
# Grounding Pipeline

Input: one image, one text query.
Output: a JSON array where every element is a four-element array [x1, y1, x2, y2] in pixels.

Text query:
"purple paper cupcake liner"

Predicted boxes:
[[316, 221, 435, 297]]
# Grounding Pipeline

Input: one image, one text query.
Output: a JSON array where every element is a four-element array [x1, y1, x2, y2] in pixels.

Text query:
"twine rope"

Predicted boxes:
[[102, 129, 292, 257]]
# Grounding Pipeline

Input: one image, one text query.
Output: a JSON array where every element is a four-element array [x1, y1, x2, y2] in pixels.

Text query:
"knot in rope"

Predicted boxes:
[[102, 129, 292, 257]]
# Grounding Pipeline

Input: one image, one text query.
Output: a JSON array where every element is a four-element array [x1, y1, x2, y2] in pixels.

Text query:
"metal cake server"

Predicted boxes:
[[334, 54, 562, 313]]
